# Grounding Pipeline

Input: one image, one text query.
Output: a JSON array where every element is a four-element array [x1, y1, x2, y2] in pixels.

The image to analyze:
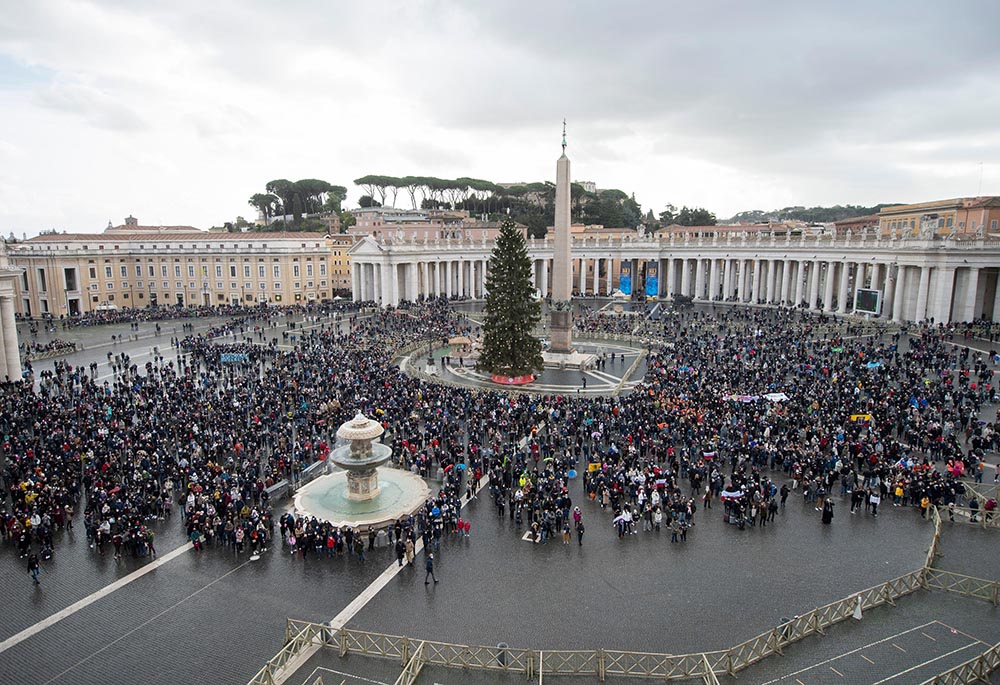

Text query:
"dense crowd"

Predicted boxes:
[[2, 296, 999, 583]]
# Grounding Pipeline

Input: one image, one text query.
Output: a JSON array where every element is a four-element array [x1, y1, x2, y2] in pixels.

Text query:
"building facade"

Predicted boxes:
[[877, 196, 1000, 237], [351, 230, 1000, 324], [8, 221, 335, 316]]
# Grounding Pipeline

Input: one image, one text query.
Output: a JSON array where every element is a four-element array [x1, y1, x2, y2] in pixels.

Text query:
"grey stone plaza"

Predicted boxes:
[[0, 306, 997, 685]]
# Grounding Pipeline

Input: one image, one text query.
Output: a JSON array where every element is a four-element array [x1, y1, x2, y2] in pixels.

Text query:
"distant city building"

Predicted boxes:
[[833, 214, 880, 236], [348, 208, 517, 242], [877, 196, 1000, 236]]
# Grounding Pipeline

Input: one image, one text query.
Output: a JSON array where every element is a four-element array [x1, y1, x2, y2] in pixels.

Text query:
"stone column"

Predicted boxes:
[[781, 260, 793, 305], [605, 258, 614, 296], [809, 261, 821, 309], [1, 296, 18, 379], [837, 262, 851, 313], [480, 259, 487, 297], [958, 268, 980, 322], [408, 263, 418, 302], [352, 263, 362, 302], [870, 263, 882, 293], [932, 267, 956, 324], [892, 265, 907, 321], [693, 259, 704, 300], [750, 259, 762, 304], [373, 265, 382, 303], [823, 262, 836, 311], [914, 267, 931, 322], [708, 258, 720, 302], [577, 258, 585, 294], [882, 264, 896, 319], [592, 258, 600, 296]]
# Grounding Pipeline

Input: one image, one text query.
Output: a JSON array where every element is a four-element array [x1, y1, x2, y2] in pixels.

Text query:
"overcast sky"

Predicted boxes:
[[2, 0, 999, 236]]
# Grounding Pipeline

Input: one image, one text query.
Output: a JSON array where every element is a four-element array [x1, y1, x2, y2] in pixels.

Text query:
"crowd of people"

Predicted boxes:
[[2, 295, 999, 586]]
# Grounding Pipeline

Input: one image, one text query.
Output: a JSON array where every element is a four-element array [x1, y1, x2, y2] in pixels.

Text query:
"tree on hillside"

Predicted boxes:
[[477, 219, 543, 378], [248, 193, 279, 221]]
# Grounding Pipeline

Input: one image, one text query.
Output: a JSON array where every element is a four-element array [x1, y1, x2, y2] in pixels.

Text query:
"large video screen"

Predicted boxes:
[[855, 288, 881, 315]]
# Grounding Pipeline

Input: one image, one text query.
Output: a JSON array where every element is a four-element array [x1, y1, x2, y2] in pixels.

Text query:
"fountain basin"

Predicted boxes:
[[293, 467, 431, 529]]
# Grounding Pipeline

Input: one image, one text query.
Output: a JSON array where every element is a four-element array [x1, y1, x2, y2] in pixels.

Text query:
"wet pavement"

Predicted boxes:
[[3, 307, 1000, 685]]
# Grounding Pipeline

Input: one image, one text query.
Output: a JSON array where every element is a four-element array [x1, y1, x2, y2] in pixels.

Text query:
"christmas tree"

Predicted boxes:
[[477, 219, 543, 378]]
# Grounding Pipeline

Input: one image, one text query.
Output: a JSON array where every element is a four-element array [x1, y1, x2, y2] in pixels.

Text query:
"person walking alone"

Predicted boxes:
[[27, 553, 41, 586], [424, 552, 439, 584]]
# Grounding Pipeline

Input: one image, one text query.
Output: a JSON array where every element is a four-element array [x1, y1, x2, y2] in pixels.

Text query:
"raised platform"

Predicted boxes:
[[542, 349, 598, 370]]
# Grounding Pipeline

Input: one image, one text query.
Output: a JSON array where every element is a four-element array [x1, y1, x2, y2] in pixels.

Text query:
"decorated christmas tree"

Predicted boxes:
[[477, 219, 544, 379]]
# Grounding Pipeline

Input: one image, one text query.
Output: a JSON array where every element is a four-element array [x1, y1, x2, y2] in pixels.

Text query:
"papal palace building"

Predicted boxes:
[[8, 197, 1000, 325], [7, 217, 347, 317]]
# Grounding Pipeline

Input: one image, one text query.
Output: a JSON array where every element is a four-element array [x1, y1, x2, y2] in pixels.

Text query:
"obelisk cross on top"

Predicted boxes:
[[549, 119, 574, 353]]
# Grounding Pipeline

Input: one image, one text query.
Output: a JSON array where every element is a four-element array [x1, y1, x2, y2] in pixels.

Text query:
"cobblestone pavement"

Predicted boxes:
[[4, 309, 1000, 685]]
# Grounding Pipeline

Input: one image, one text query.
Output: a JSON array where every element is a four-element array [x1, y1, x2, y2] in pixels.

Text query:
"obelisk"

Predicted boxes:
[[549, 120, 573, 354]]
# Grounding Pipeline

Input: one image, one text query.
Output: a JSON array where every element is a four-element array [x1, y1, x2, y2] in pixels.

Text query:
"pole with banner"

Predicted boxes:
[[645, 261, 658, 298], [620, 261, 632, 296]]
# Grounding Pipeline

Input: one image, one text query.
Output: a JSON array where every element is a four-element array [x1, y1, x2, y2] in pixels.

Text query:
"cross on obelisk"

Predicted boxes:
[[549, 119, 574, 353]]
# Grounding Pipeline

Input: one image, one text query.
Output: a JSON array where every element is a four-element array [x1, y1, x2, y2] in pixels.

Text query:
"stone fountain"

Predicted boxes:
[[293, 412, 430, 528]]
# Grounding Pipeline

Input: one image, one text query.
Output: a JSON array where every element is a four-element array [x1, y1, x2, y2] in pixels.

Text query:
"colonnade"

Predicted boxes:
[[350, 234, 1000, 324], [352, 258, 489, 304]]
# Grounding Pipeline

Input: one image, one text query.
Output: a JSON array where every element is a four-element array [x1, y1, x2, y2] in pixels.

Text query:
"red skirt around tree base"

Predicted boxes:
[[490, 374, 535, 385]]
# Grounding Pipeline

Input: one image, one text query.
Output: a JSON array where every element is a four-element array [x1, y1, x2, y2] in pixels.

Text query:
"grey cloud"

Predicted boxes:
[[32, 82, 147, 132]]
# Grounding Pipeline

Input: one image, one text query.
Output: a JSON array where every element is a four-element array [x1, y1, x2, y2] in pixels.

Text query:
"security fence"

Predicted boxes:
[[250, 492, 999, 684]]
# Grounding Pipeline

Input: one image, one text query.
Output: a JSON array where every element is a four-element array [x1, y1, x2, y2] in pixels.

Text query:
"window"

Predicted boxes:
[[163, 281, 168, 289], [105, 266, 113, 278], [258, 265, 265, 278], [137, 281, 143, 288], [230, 282, 237, 290], [187, 265, 195, 277], [244, 282, 251, 290], [273, 265, 280, 278], [107, 283, 114, 289], [992, 220, 998, 230], [176, 282, 182, 288], [135, 265, 142, 277], [306, 264, 313, 277], [174, 265, 182, 277], [215, 265, 222, 278], [274, 282, 281, 290], [90, 284, 98, 291], [216, 282, 223, 289], [319, 263, 327, 276], [260, 283, 266, 290], [946, 217, 953, 227], [293, 265, 300, 278], [89, 267, 97, 279], [244, 265, 251, 278], [230, 265, 237, 278], [121, 282, 129, 290], [107, 294, 115, 301], [120, 266, 128, 278], [294, 282, 300, 289]]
